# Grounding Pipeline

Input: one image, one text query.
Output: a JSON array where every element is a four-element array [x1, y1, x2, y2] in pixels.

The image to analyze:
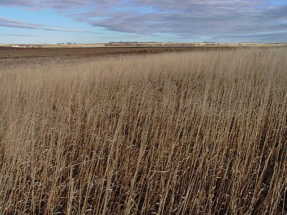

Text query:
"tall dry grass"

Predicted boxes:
[[0, 48, 287, 214]]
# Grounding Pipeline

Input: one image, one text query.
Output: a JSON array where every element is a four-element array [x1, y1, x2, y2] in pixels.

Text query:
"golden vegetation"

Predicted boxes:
[[0, 48, 287, 214], [0, 46, 221, 59]]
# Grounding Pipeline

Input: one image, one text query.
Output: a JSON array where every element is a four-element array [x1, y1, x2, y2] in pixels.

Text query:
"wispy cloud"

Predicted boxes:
[[0, 33, 36, 37], [0, 17, 93, 33], [0, 0, 113, 9], [1, 0, 287, 42], [74, 1, 287, 42]]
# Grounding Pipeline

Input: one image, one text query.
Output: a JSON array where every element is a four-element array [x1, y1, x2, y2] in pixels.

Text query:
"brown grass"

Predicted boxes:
[[1, 46, 280, 59], [0, 48, 287, 214], [0, 46, 223, 59]]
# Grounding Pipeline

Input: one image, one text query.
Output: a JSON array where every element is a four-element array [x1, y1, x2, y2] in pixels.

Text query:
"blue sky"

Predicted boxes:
[[0, 0, 287, 44]]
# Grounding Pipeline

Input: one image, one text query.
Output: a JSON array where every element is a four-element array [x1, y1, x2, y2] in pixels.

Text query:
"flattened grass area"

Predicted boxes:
[[0, 48, 287, 214]]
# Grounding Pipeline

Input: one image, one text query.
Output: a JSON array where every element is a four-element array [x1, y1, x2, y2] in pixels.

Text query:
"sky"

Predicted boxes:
[[0, 0, 287, 44]]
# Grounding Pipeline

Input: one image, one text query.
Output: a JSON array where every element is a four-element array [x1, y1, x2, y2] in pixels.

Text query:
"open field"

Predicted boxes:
[[0, 46, 244, 59], [1, 42, 286, 49], [1, 43, 286, 59], [0, 48, 287, 214]]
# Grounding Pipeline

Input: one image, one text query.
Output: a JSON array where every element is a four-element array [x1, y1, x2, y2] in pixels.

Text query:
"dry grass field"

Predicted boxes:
[[0, 48, 287, 214], [0, 46, 224, 59], [2, 45, 285, 59]]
